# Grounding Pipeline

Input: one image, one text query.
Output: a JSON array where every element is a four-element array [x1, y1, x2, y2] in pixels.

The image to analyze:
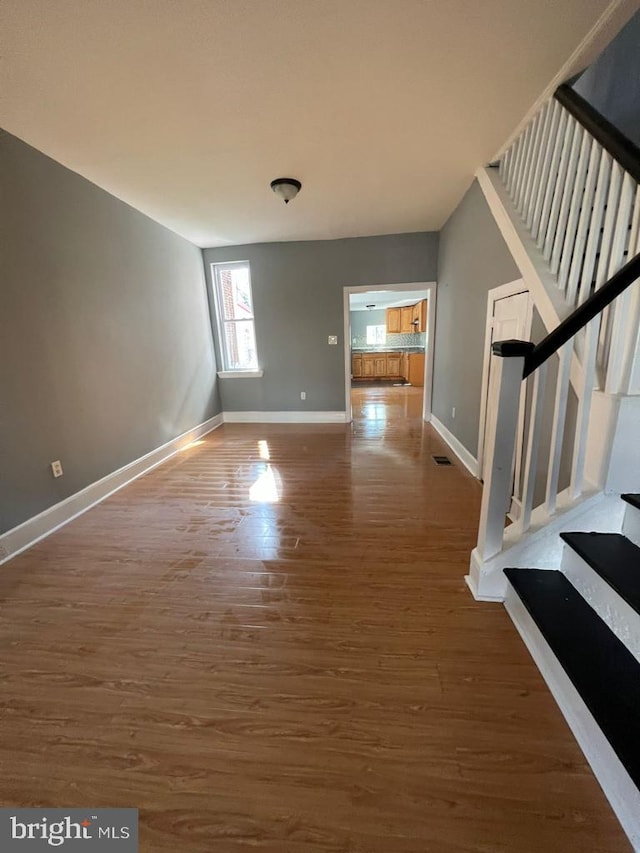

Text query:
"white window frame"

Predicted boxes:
[[366, 324, 386, 345], [211, 261, 263, 378]]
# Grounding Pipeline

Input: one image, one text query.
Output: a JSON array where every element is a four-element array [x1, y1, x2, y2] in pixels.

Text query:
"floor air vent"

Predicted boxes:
[[432, 455, 452, 466]]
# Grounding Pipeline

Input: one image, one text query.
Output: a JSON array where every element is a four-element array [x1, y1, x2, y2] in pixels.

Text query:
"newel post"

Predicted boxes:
[[476, 340, 534, 562]]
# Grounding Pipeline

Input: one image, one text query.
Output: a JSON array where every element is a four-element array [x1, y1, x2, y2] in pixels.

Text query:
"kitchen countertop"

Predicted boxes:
[[352, 346, 425, 353]]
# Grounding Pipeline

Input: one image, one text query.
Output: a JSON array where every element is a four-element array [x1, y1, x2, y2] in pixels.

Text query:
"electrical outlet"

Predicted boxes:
[[51, 460, 63, 478], [328, 335, 338, 345], [452, 407, 456, 419], [300, 391, 306, 400]]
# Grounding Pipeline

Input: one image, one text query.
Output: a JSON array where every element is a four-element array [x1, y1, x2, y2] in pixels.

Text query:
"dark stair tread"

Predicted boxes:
[[504, 568, 640, 789], [622, 493, 640, 512], [560, 532, 640, 615]]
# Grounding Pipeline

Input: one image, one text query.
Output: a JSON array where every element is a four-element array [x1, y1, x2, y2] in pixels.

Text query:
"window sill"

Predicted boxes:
[[217, 369, 264, 379]]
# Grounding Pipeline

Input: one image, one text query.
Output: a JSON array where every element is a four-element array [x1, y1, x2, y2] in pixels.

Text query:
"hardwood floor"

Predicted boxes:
[[0, 387, 629, 851]]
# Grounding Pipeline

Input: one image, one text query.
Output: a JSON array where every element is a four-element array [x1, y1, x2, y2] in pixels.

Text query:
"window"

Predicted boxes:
[[366, 324, 386, 345], [212, 261, 260, 372]]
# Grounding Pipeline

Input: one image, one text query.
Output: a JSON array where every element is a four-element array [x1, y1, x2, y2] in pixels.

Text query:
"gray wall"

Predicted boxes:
[[203, 233, 438, 412], [0, 129, 219, 534], [572, 10, 640, 147], [432, 180, 519, 456]]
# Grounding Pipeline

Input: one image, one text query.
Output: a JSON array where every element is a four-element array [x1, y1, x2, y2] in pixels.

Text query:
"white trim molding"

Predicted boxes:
[[430, 415, 479, 478], [342, 281, 437, 424], [0, 413, 224, 567], [217, 369, 264, 379], [223, 411, 347, 424]]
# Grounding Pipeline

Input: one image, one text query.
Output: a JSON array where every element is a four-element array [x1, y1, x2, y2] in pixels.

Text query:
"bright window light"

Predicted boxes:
[[366, 324, 386, 345], [212, 261, 260, 371], [249, 465, 281, 503]]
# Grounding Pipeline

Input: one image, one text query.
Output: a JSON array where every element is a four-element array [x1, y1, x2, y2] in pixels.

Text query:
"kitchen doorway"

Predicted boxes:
[[343, 282, 436, 424]]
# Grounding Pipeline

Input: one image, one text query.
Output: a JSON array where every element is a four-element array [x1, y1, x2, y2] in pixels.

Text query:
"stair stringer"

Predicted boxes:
[[476, 165, 584, 393]]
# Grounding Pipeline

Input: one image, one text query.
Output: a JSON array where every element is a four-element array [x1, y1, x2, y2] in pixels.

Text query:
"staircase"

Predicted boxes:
[[469, 79, 640, 849], [504, 493, 640, 847]]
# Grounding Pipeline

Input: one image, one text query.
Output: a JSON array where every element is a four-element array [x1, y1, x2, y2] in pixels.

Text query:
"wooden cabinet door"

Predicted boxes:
[[412, 300, 427, 332], [386, 308, 401, 334], [386, 355, 401, 377], [408, 353, 425, 387], [362, 357, 375, 377], [352, 355, 362, 377], [400, 306, 414, 333], [374, 356, 387, 377]]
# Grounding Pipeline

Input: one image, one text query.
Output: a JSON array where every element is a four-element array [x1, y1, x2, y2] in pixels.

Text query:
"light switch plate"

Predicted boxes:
[[328, 335, 338, 345]]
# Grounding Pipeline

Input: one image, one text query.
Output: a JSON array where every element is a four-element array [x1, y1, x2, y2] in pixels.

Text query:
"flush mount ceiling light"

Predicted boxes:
[[270, 177, 302, 204]]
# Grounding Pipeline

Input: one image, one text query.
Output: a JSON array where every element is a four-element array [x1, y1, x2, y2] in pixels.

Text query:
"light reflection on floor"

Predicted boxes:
[[351, 384, 424, 436]]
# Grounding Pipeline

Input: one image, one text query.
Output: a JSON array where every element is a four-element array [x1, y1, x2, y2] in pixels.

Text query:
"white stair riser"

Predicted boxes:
[[504, 585, 640, 851], [561, 546, 640, 666], [623, 505, 640, 549]]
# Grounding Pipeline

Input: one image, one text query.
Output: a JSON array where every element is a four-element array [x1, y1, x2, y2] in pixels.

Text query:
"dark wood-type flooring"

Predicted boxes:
[[0, 386, 629, 851]]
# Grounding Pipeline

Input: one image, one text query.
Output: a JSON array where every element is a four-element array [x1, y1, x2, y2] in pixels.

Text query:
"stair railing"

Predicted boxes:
[[476, 253, 640, 565], [498, 84, 640, 391], [475, 84, 640, 568]]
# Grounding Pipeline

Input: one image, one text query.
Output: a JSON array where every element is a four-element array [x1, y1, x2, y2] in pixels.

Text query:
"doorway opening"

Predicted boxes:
[[343, 282, 436, 424]]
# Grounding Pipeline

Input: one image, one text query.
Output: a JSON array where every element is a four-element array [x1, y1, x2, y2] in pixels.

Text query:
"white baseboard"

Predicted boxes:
[[505, 584, 640, 850], [0, 413, 224, 566], [430, 415, 479, 477], [223, 411, 347, 424]]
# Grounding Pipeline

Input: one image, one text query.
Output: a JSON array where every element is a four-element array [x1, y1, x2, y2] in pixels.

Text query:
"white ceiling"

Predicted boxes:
[[0, 0, 625, 247], [350, 290, 427, 311]]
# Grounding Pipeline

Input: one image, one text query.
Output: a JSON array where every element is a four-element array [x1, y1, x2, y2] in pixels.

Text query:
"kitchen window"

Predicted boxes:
[[211, 261, 262, 375], [366, 324, 386, 346]]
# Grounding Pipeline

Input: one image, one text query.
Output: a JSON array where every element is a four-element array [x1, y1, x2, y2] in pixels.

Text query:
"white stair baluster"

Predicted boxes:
[[531, 101, 562, 239], [536, 106, 569, 248], [577, 151, 612, 305], [543, 115, 577, 261], [565, 139, 601, 306], [519, 363, 549, 533], [557, 131, 592, 291], [545, 343, 572, 515]]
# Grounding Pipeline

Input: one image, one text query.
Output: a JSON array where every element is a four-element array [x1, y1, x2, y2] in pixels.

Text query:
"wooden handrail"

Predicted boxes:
[[555, 84, 640, 185], [522, 253, 640, 377]]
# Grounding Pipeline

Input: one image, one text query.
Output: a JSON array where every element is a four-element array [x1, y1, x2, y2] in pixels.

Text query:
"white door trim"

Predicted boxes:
[[342, 281, 437, 423], [477, 279, 533, 479]]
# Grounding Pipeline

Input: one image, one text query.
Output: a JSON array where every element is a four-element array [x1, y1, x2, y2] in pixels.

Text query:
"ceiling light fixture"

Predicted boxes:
[[270, 177, 302, 204]]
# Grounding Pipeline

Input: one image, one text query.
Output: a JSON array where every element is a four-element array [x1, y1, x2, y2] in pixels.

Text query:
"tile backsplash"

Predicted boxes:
[[351, 331, 426, 348]]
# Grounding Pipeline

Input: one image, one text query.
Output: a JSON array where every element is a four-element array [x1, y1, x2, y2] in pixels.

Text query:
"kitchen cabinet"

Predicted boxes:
[[400, 306, 414, 333], [386, 307, 401, 334], [352, 350, 423, 383], [362, 356, 375, 377], [412, 299, 427, 333], [374, 356, 387, 377], [386, 354, 402, 377], [408, 353, 425, 387], [386, 299, 428, 335]]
